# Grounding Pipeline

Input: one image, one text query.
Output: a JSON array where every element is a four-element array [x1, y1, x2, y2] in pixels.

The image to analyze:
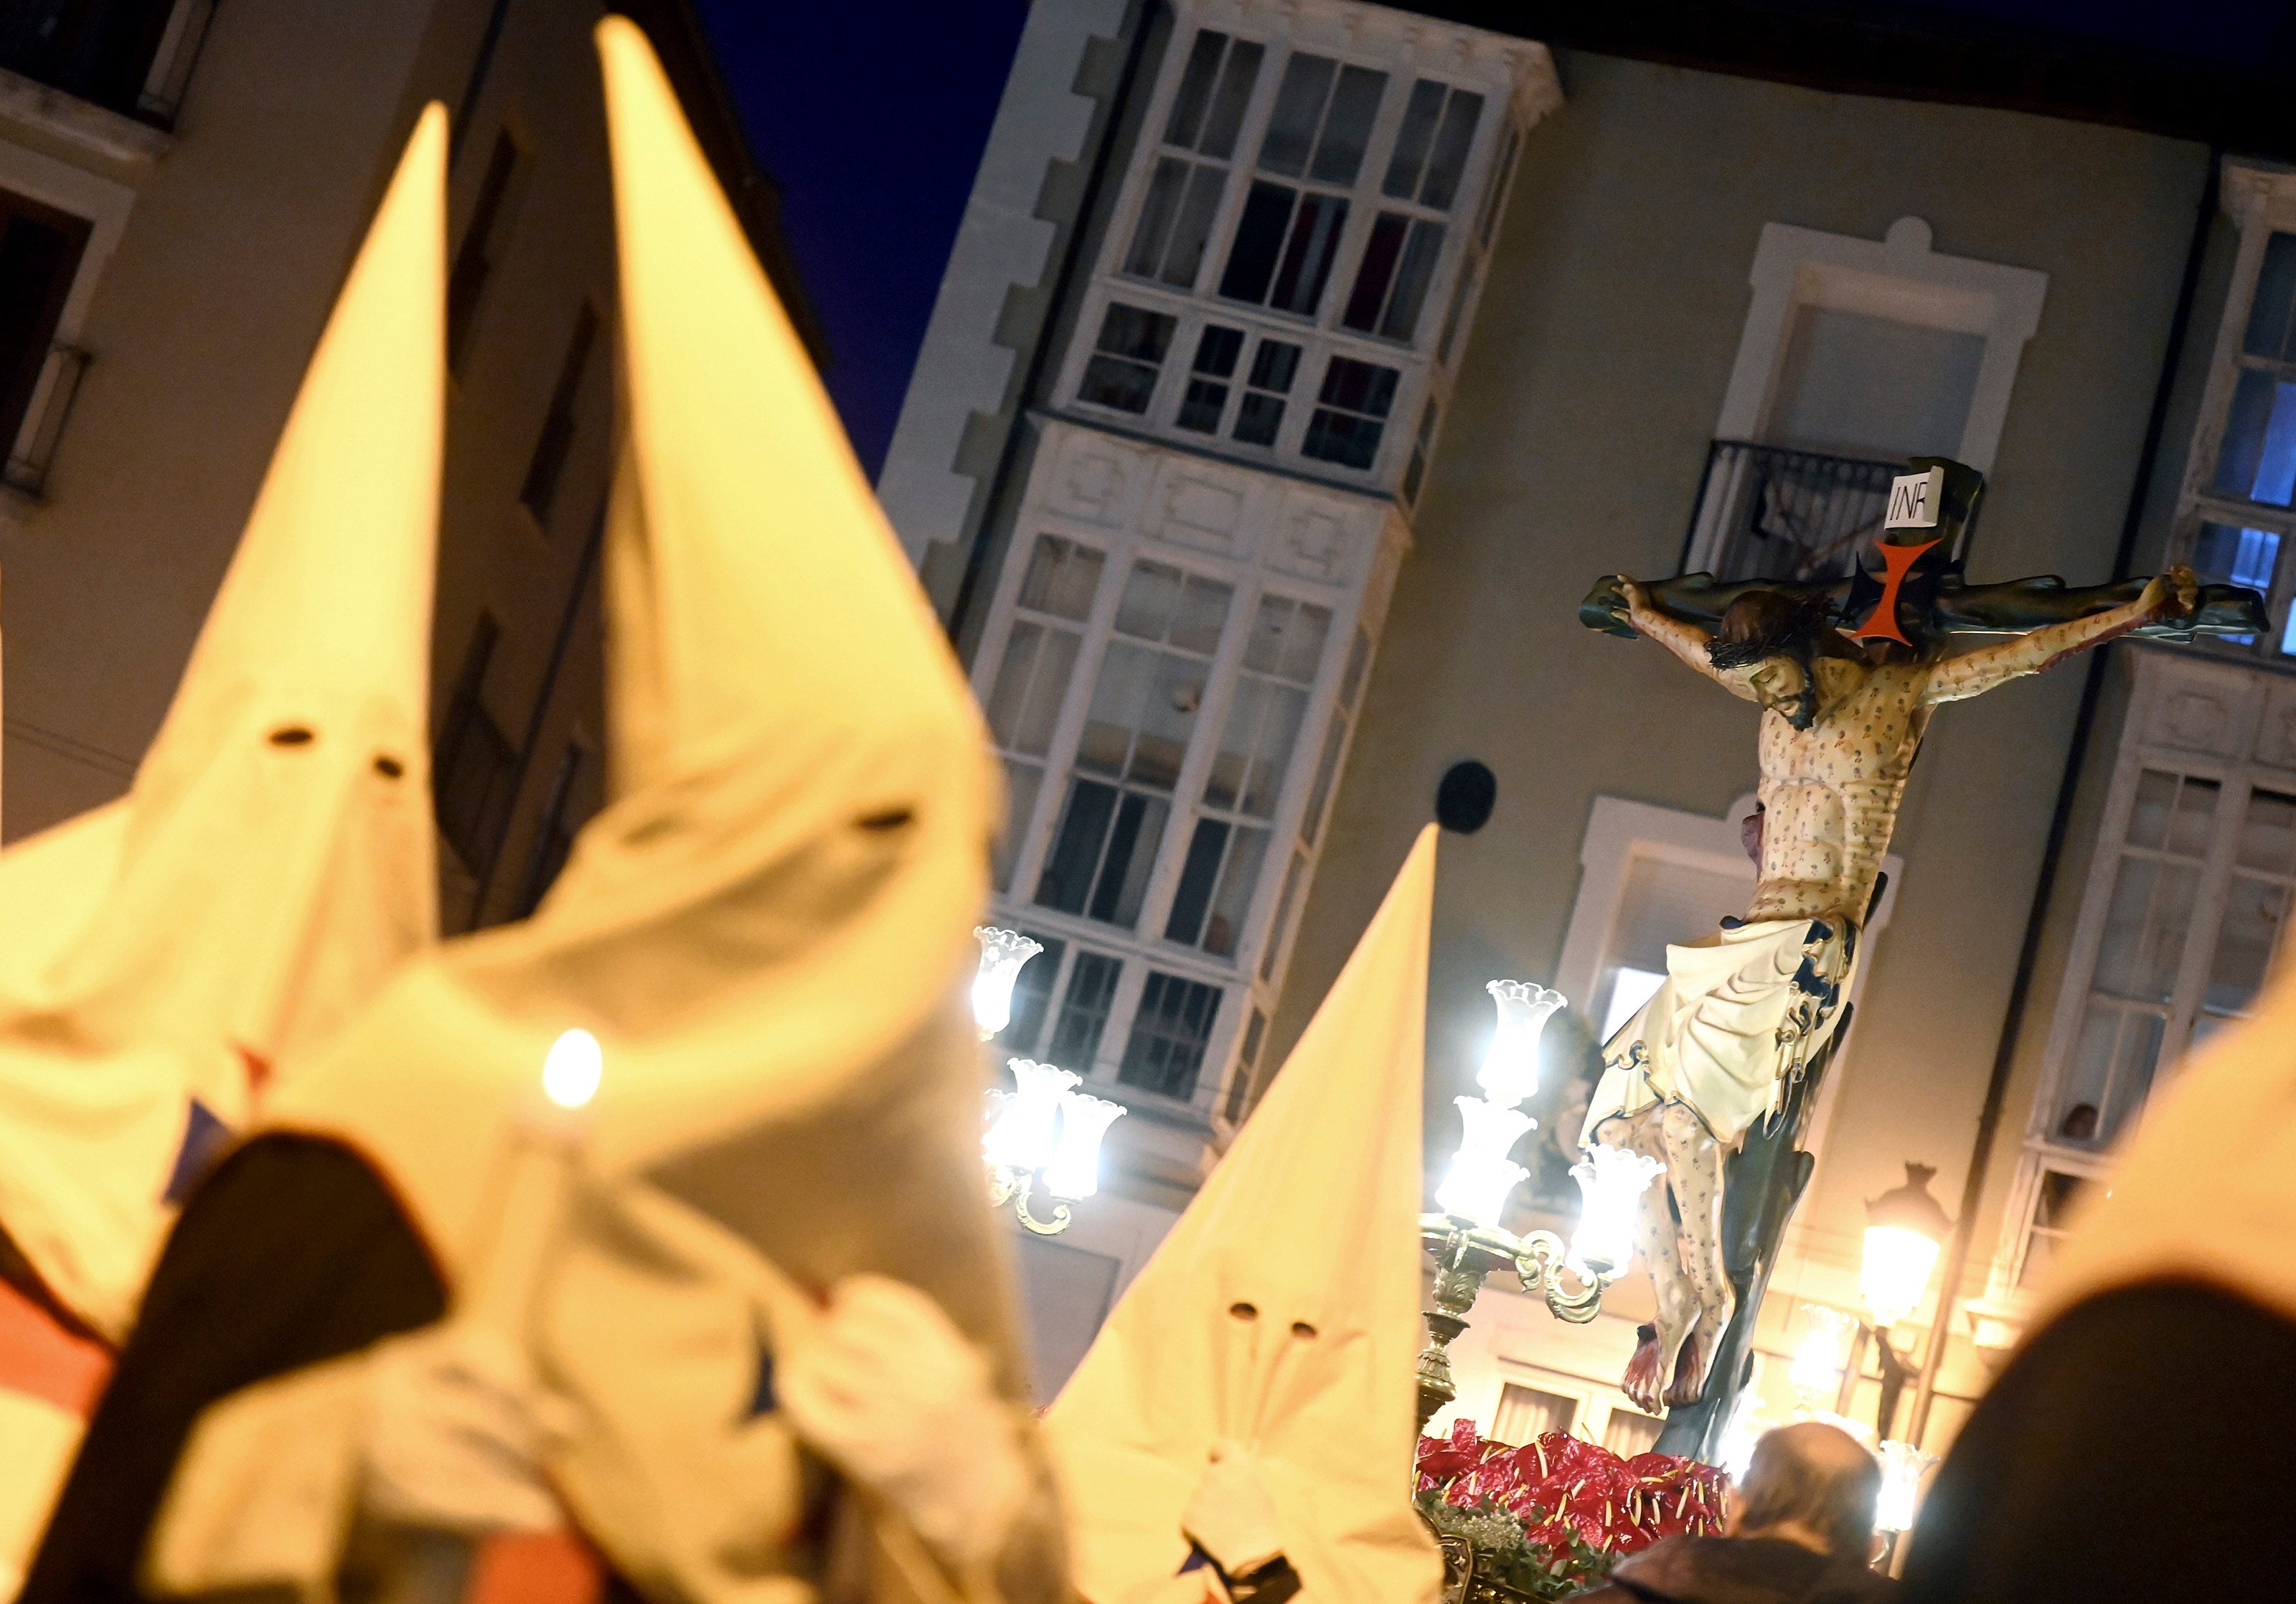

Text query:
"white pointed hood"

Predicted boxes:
[[1045, 827, 1444, 1604], [260, 25, 1015, 1595], [0, 106, 445, 1336]]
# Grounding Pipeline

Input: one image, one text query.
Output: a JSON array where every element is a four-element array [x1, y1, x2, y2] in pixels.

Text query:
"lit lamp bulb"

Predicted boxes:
[[1568, 1143, 1663, 1275], [972, 927, 1044, 1041], [1477, 980, 1565, 1108], [1875, 1438, 1938, 1534], [1862, 1163, 1953, 1330], [543, 1027, 603, 1110], [1043, 1090, 1126, 1200], [984, 1059, 1076, 1173], [1435, 1096, 1536, 1228]]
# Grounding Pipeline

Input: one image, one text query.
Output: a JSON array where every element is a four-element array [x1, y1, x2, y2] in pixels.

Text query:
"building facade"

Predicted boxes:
[[888, 0, 2289, 1445], [0, 0, 810, 936]]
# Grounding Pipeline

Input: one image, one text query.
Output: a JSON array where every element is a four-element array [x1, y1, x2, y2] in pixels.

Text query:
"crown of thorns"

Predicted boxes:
[[1705, 590, 1842, 672]]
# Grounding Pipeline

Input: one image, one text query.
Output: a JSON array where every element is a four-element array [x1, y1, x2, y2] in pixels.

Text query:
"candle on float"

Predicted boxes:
[[461, 1028, 601, 1336]]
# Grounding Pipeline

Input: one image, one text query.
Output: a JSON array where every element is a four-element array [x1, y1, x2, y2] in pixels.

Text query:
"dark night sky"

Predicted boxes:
[[688, 1, 1032, 481]]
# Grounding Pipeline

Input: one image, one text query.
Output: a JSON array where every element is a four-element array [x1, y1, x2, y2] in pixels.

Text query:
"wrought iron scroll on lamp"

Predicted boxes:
[[1416, 980, 1664, 1427], [972, 927, 1125, 1236]]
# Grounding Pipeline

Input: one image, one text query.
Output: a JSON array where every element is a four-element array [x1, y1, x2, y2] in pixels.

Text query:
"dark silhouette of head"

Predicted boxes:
[[1731, 1421, 1883, 1558]]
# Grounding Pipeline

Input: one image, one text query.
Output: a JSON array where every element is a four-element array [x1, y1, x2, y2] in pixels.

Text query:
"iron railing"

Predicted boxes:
[[1680, 440, 1916, 583]]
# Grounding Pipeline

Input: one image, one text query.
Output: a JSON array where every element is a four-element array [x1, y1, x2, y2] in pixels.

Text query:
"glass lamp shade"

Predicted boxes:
[[1043, 1091, 1126, 1199], [1860, 1226, 1943, 1329], [971, 927, 1044, 1039], [1568, 1143, 1664, 1275], [1477, 980, 1566, 1108], [542, 1028, 603, 1110], [1434, 1094, 1536, 1227], [984, 1059, 1076, 1172], [1789, 1304, 1856, 1398], [1876, 1439, 1939, 1533]]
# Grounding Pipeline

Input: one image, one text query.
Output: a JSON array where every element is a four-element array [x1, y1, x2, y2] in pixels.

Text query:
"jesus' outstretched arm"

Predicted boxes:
[[1921, 564, 2199, 705], [1616, 579, 1759, 701]]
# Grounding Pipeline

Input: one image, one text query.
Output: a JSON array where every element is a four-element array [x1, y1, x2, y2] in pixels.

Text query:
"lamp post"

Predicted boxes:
[[972, 927, 1124, 1236], [1416, 980, 1662, 1427], [1831, 1163, 1954, 1437]]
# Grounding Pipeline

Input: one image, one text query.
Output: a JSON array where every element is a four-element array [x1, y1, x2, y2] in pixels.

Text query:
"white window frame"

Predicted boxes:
[[1711, 215, 2047, 477], [1997, 646, 2296, 1299], [2167, 159, 2296, 660]]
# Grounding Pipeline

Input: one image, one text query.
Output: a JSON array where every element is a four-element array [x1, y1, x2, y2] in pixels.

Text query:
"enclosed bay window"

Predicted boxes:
[[1342, 79, 1482, 344]]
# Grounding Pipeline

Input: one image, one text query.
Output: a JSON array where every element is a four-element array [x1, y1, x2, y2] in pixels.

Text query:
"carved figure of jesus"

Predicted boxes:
[[1585, 563, 2199, 1413]]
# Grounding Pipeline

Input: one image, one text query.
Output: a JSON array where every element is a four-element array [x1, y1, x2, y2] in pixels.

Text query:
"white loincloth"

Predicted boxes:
[[1580, 916, 1853, 1150]]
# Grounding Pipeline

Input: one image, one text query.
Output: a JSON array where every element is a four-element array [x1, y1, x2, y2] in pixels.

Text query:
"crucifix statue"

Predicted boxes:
[[1575, 457, 2264, 1458]]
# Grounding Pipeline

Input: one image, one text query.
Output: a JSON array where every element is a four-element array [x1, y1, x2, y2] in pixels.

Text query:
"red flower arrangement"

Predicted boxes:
[[1416, 1417, 1732, 1595]]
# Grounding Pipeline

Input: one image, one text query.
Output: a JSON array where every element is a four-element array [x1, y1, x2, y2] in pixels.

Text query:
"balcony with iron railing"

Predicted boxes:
[[0, 0, 215, 131], [1680, 440, 1973, 583]]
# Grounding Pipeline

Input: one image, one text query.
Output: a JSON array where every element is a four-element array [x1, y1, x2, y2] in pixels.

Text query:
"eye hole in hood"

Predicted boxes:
[[373, 755, 405, 778], [268, 726, 316, 747]]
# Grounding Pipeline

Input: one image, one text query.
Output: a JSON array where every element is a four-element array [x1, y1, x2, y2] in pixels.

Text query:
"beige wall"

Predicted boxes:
[[1271, 50, 2210, 1443]]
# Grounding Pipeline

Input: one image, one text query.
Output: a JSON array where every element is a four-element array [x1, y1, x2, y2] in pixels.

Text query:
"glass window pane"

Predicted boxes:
[[984, 622, 1044, 748], [1259, 53, 1334, 177], [1320, 355, 1398, 415], [2243, 231, 2296, 362], [2103, 1010, 2165, 1142], [1177, 379, 1227, 433], [2213, 366, 2296, 507], [1165, 31, 1227, 151], [2191, 520, 2281, 594], [2205, 872, 2287, 1018], [1233, 392, 1284, 446], [1119, 971, 1223, 1098], [1380, 220, 1446, 342], [1418, 88, 1483, 210], [2056, 1004, 2118, 1146], [1081, 355, 1159, 413], [1269, 193, 1347, 316], [1088, 790, 1170, 927], [1343, 212, 1408, 333], [1339, 627, 1370, 709], [2126, 768, 2177, 850], [2238, 787, 2296, 874], [1477, 126, 1520, 245], [1220, 182, 1294, 305], [1200, 41, 1263, 160], [1309, 65, 1387, 186], [1165, 817, 1230, 945], [1050, 950, 1124, 1069], [2168, 777, 2221, 858], [1127, 654, 1205, 789], [1097, 302, 1175, 361], [1038, 779, 1119, 914], [1249, 339, 1301, 393], [994, 759, 1043, 893], [1018, 533, 1104, 620], [1162, 164, 1228, 289], [1012, 628, 1077, 754], [1242, 595, 1292, 674], [1116, 561, 1184, 639], [1194, 325, 1244, 378], [1281, 601, 1331, 682], [1126, 157, 1187, 279], [1301, 711, 1345, 847], [1172, 575, 1234, 654], [2093, 856, 2198, 1003], [1204, 675, 1263, 810], [1383, 79, 1446, 199], [1203, 825, 1269, 956], [1241, 683, 1308, 817], [1260, 850, 1307, 982], [1078, 639, 1153, 774]]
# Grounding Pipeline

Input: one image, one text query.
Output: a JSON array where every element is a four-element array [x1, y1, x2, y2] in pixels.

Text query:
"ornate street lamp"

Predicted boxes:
[[1832, 1163, 1954, 1435], [1875, 1437, 1939, 1539], [972, 928, 1124, 1235], [1416, 980, 1662, 1427]]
